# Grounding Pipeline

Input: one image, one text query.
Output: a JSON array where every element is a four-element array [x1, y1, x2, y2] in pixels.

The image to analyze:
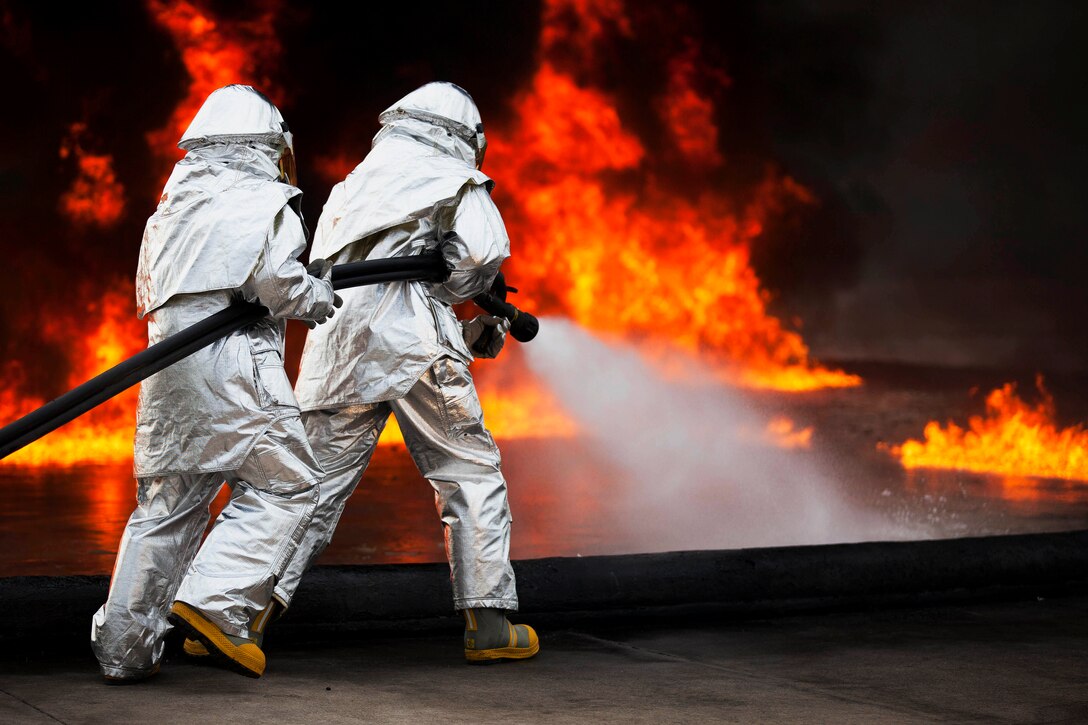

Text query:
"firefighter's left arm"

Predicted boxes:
[[428, 183, 510, 305]]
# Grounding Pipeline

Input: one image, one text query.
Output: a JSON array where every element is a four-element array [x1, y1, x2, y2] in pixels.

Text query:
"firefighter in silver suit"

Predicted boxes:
[[90, 84, 338, 682], [282, 82, 537, 661]]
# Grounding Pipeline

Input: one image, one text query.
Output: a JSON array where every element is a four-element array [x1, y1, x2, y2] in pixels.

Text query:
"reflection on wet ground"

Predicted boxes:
[[1, 362, 1087, 576]]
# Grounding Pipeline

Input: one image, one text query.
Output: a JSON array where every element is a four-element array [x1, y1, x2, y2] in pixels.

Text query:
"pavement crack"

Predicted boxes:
[[0, 686, 68, 724]]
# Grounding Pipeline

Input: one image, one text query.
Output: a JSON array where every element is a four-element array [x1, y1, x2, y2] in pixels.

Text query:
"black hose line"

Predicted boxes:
[[0, 252, 449, 460], [331, 253, 449, 284]]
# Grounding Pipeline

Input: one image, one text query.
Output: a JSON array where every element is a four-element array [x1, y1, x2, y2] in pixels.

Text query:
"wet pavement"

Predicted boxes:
[[5, 363, 1088, 579], [0, 594, 1085, 724]]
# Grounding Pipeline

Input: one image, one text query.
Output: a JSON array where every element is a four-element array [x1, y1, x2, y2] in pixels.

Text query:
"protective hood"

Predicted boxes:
[[136, 142, 300, 318], [310, 82, 491, 261], [179, 84, 294, 154], [377, 81, 486, 166]]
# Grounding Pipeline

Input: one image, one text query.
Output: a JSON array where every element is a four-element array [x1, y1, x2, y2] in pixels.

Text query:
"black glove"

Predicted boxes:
[[304, 293, 343, 329], [306, 258, 333, 280], [303, 258, 342, 329], [461, 315, 510, 358]]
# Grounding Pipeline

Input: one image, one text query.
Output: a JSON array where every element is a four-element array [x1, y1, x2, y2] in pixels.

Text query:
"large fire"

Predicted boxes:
[[486, 1, 861, 392], [886, 376, 1088, 484], [2, 0, 850, 468]]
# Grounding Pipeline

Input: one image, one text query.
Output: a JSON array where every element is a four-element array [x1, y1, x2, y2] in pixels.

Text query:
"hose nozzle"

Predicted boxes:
[[473, 271, 539, 343]]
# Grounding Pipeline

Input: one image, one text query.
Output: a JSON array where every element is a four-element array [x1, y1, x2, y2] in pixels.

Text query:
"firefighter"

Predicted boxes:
[[276, 82, 536, 662], [91, 84, 339, 682]]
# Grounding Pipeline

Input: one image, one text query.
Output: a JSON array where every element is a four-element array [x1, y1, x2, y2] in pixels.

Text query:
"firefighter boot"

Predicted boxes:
[[168, 601, 266, 678], [463, 607, 540, 663], [182, 599, 279, 660]]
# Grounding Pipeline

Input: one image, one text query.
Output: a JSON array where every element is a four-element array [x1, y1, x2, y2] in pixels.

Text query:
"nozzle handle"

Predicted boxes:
[[472, 292, 539, 342]]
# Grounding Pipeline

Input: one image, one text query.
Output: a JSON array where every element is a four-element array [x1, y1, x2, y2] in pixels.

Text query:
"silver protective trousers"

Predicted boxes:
[[90, 416, 320, 679], [275, 356, 518, 611]]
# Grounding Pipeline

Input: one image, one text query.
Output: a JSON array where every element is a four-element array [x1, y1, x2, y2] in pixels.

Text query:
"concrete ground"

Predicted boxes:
[[0, 595, 1085, 724]]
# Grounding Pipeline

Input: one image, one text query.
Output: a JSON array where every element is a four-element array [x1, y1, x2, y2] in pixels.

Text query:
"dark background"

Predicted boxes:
[[2, 0, 1086, 402]]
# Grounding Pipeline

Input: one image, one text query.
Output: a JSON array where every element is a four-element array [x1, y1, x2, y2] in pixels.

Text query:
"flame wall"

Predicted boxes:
[[0, 0, 856, 466], [2, 0, 1083, 481]]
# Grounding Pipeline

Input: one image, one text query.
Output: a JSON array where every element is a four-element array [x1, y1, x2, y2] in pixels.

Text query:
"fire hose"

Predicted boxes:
[[0, 251, 539, 460]]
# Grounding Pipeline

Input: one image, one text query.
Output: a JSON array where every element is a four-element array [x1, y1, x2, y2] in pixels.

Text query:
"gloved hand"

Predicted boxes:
[[304, 259, 341, 329], [306, 258, 333, 280], [304, 292, 343, 329], [461, 315, 510, 358]]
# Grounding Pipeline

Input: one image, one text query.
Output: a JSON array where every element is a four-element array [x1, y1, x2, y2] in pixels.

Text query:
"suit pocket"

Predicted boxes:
[[433, 357, 485, 438], [253, 348, 298, 409]]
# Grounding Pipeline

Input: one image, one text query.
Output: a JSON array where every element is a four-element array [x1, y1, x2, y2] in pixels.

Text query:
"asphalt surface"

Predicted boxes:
[[1, 594, 1085, 724]]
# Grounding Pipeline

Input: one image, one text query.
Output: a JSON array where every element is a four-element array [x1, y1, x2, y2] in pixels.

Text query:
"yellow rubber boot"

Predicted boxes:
[[183, 600, 279, 659], [168, 601, 266, 678], [463, 608, 540, 663]]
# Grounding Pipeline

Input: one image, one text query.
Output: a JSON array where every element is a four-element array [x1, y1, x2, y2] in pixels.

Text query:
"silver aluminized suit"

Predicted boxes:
[[91, 85, 336, 680], [278, 83, 518, 612]]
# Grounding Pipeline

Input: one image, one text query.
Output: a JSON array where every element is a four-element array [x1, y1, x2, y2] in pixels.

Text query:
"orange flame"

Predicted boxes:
[[0, 284, 145, 467], [59, 123, 125, 227], [488, 44, 860, 390], [657, 44, 727, 166], [885, 376, 1088, 484], [380, 0, 860, 450], [732, 415, 813, 450], [379, 382, 579, 446], [6, 0, 858, 470], [541, 0, 632, 58], [763, 416, 813, 449], [145, 0, 283, 171], [1, 2, 283, 468]]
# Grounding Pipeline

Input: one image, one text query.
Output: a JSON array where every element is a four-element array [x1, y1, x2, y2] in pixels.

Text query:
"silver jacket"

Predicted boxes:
[[133, 144, 335, 476], [295, 115, 510, 409]]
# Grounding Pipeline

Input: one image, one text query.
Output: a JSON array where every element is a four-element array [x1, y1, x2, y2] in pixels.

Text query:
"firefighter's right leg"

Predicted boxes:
[[182, 404, 391, 661], [170, 415, 321, 678], [91, 473, 222, 683]]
